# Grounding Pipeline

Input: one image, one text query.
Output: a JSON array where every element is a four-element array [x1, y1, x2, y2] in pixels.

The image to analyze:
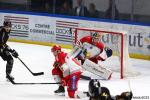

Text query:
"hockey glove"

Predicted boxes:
[[116, 91, 133, 100], [4, 44, 12, 51], [121, 91, 133, 100], [11, 49, 19, 58]]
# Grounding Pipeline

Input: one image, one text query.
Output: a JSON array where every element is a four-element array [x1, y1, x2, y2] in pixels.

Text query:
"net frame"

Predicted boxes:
[[74, 28, 127, 79]]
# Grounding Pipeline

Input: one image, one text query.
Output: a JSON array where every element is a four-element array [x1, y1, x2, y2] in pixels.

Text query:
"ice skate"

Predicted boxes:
[[54, 86, 65, 96], [75, 91, 90, 98], [6, 74, 14, 82]]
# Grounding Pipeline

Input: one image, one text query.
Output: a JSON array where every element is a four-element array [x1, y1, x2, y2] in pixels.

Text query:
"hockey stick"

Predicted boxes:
[[13, 82, 60, 85], [18, 57, 44, 76], [80, 75, 91, 80], [7, 74, 60, 85]]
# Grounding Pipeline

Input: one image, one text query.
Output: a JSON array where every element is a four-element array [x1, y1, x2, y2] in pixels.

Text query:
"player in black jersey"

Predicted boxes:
[[0, 20, 18, 81], [88, 79, 133, 100]]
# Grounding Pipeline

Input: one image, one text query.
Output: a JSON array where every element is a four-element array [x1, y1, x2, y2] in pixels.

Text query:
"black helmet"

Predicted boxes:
[[3, 20, 12, 27], [88, 79, 101, 97]]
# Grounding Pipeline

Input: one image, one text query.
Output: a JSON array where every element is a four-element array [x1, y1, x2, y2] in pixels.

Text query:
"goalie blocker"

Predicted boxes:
[[82, 59, 112, 80]]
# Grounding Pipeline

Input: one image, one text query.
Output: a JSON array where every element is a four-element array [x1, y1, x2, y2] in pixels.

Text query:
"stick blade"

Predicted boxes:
[[80, 75, 91, 80], [33, 72, 44, 76]]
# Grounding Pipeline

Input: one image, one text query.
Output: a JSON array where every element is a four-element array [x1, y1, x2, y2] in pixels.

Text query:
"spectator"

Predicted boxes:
[[88, 3, 100, 18], [59, 1, 72, 15], [73, 0, 88, 17], [105, 0, 119, 20], [55, 0, 66, 14], [45, 0, 53, 13], [30, 0, 45, 12]]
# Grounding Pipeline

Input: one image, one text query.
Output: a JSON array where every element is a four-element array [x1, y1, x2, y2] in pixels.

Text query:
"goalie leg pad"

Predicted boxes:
[[82, 59, 112, 80]]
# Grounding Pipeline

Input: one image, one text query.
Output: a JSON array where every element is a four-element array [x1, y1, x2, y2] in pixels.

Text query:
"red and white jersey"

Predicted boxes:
[[53, 51, 82, 77], [80, 36, 104, 58], [54, 51, 67, 66], [60, 55, 83, 77]]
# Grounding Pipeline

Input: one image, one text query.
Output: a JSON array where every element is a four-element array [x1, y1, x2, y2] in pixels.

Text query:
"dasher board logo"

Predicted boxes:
[[145, 33, 150, 49], [56, 20, 79, 43], [4, 16, 29, 38]]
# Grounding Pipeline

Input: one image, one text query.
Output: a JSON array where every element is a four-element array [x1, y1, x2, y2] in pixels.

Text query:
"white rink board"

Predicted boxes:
[[0, 12, 150, 57]]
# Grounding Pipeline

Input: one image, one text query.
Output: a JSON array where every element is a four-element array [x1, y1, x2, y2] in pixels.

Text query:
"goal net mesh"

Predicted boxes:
[[74, 28, 140, 79]]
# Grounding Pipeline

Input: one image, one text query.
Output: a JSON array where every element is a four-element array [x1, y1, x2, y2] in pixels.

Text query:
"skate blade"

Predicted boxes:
[[6, 78, 14, 82], [55, 92, 65, 96], [6, 78, 11, 82]]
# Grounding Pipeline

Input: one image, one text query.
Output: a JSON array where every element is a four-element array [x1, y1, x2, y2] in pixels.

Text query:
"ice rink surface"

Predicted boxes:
[[0, 42, 150, 100]]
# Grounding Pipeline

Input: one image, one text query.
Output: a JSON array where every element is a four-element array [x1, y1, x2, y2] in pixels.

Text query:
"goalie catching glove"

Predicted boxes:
[[104, 47, 113, 58]]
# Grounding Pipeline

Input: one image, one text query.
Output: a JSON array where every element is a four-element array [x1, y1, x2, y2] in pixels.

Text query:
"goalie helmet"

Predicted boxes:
[[51, 45, 61, 52], [3, 20, 12, 27], [91, 32, 101, 43], [92, 32, 101, 39], [88, 79, 101, 97]]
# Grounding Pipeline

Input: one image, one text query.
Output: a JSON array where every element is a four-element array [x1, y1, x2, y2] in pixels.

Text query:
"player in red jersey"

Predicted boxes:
[[78, 32, 112, 64], [51, 45, 88, 98], [51, 45, 66, 95]]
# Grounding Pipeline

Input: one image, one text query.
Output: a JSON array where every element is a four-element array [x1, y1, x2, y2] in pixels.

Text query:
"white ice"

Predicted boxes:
[[0, 42, 150, 100]]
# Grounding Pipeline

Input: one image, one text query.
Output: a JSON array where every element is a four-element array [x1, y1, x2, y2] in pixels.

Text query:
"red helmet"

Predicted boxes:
[[51, 45, 61, 52]]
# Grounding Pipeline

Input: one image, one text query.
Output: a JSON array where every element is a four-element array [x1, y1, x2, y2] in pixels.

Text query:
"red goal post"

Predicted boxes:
[[74, 28, 140, 79]]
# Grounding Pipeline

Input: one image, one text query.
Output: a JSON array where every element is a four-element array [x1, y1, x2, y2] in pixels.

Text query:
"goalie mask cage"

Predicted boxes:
[[74, 28, 140, 79]]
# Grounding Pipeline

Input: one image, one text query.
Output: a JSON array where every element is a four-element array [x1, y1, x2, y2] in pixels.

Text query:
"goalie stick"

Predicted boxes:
[[80, 75, 91, 80], [18, 57, 44, 76], [7, 75, 61, 85]]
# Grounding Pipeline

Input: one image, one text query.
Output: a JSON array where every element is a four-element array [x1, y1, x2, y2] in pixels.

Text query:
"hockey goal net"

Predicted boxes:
[[74, 28, 140, 79]]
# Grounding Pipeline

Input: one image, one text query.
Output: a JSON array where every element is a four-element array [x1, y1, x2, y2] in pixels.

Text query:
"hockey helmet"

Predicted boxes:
[[88, 79, 101, 97], [3, 20, 12, 27], [99, 87, 111, 100], [104, 47, 112, 58], [51, 45, 61, 52], [92, 32, 101, 39]]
